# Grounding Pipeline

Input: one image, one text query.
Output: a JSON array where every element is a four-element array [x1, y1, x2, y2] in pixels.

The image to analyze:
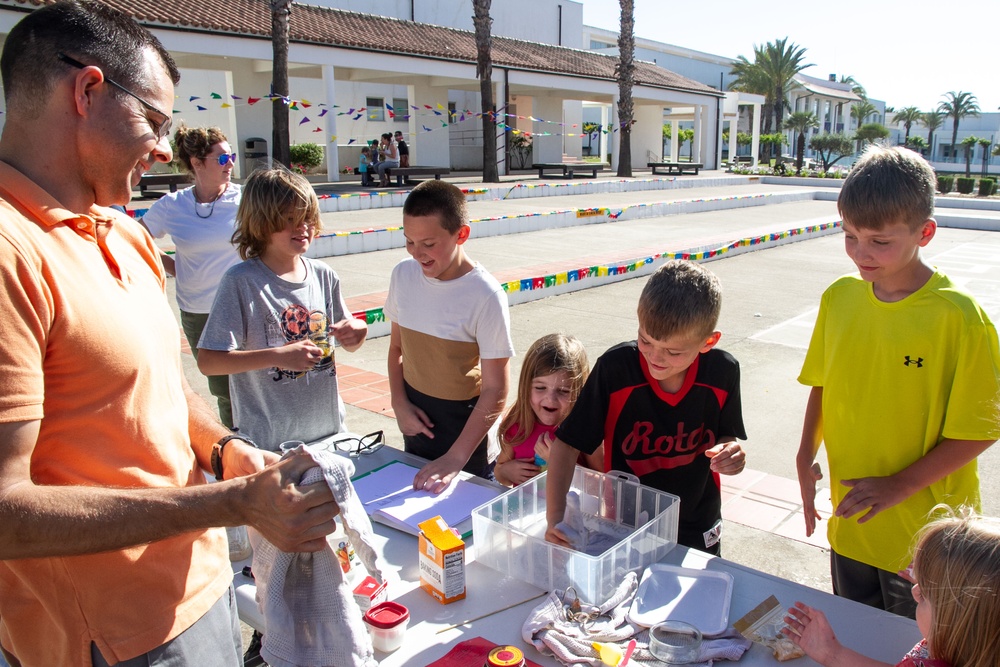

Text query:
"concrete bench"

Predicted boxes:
[[388, 166, 451, 186], [533, 162, 606, 179], [138, 173, 189, 198], [648, 162, 703, 175]]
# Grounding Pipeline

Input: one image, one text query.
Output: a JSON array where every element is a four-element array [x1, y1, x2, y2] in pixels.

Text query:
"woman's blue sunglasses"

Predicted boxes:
[[217, 153, 237, 166]]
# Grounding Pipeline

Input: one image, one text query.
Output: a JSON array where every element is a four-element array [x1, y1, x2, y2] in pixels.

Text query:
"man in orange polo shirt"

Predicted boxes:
[[0, 3, 341, 666]]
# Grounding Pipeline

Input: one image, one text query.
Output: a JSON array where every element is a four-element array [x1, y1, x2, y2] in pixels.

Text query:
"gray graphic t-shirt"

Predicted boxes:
[[200, 257, 350, 450]]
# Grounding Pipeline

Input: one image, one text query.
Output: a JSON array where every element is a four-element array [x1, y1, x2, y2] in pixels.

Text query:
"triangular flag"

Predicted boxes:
[[247, 97, 260, 105], [196, 105, 207, 111], [298, 116, 310, 125], [231, 95, 243, 100], [188, 96, 200, 102], [221, 103, 232, 108], [385, 103, 394, 111], [210, 92, 222, 99], [318, 109, 328, 117], [347, 138, 355, 144]]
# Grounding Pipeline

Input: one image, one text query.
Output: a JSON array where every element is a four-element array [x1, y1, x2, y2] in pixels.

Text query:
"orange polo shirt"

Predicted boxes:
[[0, 162, 231, 666]]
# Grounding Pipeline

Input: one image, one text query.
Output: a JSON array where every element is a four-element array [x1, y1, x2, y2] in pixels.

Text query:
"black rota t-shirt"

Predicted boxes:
[[556, 341, 746, 549]]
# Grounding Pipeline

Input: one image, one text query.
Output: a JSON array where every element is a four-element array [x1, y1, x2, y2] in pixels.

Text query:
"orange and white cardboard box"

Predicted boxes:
[[417, 515, 466, 604]]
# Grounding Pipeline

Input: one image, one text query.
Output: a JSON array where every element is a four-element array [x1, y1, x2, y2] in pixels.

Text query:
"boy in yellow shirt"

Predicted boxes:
[[797, 145, 1000, 617]]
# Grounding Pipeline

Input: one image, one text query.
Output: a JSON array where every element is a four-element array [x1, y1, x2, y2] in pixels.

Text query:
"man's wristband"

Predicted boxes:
[[211, 433, 258, 481]]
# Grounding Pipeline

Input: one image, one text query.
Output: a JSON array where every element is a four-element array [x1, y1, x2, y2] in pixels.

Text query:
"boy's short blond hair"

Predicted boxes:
[[232, 168, 322, 260], [838, 145, 936, 232], [402, 179, 467, 234], [638, 260, 721, 341]]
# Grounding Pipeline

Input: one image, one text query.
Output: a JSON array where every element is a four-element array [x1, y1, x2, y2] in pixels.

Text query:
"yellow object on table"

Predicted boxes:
[[592, 641, 623, 666]]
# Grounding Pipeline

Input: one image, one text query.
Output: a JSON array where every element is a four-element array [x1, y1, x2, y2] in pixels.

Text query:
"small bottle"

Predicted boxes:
[[329, 517, 360, 583], [485, 646, 525, 667], [226, 525, 253, 561]]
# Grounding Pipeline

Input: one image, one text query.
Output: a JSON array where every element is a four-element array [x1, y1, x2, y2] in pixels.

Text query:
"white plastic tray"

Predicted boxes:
[[627, 563, 734, 635]]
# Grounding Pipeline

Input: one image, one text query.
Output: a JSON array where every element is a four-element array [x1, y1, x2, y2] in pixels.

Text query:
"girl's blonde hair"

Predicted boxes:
[[498, 334, 589, 450], [914, 508, 1000, 667], [232, 168, 322, 260]]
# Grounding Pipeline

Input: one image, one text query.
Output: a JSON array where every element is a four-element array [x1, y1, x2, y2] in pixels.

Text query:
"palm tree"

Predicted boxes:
[[939, 91, 980, 163], [960, 136, 979, 177], [730, 38, 811, 159], [615, 0, 636, 177], [472, 0, 499, 182], [783, 111, 819, 173], [850, 100, 877, 128], [921, 111, 944, 160], [978, 138, 992, 177], [270, 0, 292, 167], [893, 106, 923, 145], [839, 74, 867, 100]]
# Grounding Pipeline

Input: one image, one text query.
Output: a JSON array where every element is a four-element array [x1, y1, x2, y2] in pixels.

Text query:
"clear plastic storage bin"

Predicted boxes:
[[472, 467, 679, 605]]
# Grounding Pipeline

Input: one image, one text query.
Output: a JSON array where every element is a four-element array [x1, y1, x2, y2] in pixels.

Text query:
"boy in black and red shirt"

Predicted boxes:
[[545, 260, 748, 555]]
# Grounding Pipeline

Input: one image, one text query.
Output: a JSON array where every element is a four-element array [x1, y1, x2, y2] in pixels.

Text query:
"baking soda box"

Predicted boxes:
[[417, 515, 466, 604]]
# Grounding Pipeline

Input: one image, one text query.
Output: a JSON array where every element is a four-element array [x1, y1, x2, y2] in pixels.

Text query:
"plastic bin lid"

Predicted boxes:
[[364, 601, 409, 628]]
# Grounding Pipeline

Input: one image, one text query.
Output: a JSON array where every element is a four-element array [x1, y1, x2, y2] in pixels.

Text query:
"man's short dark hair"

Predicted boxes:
[[1, 0, 180, 114]]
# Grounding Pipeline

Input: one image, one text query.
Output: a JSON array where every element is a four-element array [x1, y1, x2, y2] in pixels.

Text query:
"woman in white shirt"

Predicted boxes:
[[141, 125, 242, 427], [376, 132, 400, 187]]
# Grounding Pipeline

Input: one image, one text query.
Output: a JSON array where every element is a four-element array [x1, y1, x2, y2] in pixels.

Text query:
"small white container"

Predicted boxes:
[[649, 620, 702, 664], [364, 601, 409, 652]]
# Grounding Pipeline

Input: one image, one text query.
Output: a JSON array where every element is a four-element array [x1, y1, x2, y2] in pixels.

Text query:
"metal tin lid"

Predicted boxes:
[[486, 645, 525, 667], [363, 600, 410, 629]]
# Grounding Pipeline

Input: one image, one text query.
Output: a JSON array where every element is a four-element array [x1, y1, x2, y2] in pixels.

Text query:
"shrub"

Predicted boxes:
[[937, 175, 954, 194], [979, 178, 996, 197], [289, 143, 324, 170], [956, 177, 975, 194]]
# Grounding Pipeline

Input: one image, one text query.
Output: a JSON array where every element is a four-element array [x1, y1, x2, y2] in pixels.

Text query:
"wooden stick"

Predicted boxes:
[[434, 592, 547, 634]]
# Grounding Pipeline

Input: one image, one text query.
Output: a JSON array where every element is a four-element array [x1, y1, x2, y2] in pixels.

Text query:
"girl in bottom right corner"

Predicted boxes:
[[782, 508, 1000, 667]]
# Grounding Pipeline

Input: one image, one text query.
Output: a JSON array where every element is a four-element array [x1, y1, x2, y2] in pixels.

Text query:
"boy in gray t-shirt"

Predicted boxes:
[[198, 169, 367, 451]]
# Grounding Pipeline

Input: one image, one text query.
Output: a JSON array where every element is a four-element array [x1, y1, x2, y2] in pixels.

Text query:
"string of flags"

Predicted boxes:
[[169, 91, 627, 143], [347, 220, 842, 326]]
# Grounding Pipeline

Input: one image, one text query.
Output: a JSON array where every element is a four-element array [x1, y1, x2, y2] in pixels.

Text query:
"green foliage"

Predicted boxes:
[[906, 136, 928, 150], [937, 175, 954, 194], [956, 177, 975, 194], [855, 123, 890, 145], [289, 143, 324, 171], [939, 91, 980, 163], [809, 133, 854, 171], [729, 37, 812, 143], [978, 178, 996, 197], [737, 132, 753, 146], [663, 123, 671, 139]]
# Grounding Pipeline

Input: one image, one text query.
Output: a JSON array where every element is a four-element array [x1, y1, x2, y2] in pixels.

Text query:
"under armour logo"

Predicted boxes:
[[904, 356, 924, 368]]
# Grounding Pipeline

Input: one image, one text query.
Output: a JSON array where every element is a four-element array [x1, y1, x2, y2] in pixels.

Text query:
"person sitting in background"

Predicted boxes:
[[377, 132, 399, 187]]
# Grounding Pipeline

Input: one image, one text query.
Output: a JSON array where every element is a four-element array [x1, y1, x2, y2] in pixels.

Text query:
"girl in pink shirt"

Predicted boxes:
[[494, 334, 595, 487]]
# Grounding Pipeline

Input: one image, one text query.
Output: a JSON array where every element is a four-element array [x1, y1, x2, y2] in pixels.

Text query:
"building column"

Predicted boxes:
[[611, 102, 620, 171], [495, 77, 507, 175], [670, 119, 679, 162], [693, 105, 703, 164], [750, 103, 761, 168], [322, 65, 340, 182], [728, 117, 737, 163], [406, 83, 417, 164], [599, 104, 609, 163]]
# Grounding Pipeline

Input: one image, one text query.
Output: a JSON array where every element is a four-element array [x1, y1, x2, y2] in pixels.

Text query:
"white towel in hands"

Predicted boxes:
[[249, 446, 385, 667]]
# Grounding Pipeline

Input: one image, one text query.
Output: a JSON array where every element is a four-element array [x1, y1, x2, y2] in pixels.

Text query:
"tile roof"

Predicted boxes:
[[0, 0, 721, 98]]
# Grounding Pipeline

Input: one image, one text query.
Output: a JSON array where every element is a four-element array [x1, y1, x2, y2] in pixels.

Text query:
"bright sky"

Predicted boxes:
[[579, 0, 999, 114]]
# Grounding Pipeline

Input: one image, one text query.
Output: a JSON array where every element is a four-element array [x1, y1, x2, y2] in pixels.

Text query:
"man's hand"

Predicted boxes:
[[223, 441, 279, 480], [394, 400, 435, 439], [705, 440, 746, 475], [412, 452, 464, 494], [836, 474, 910, 524], [241, 452, 340, 552], [275, 339, 324, 372], [330, 318, 367, 351]]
